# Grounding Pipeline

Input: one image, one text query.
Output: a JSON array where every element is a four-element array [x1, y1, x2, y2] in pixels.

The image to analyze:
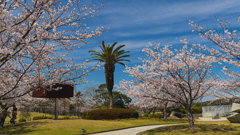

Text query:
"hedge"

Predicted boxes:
[[143, 113, 149, 117], [33, 116, 52, 120], [82, 108, 139, 120], [155, 113, 162, 118], [18, 118, 26, 122], [148, 114, 153, 118], [59, 116, 70, 119]]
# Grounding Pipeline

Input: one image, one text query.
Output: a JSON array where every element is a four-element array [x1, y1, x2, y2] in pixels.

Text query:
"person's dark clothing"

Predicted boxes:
[[12, 108, 17, 119], [11, 107, 17, 125], [10, 117, 15, 124]]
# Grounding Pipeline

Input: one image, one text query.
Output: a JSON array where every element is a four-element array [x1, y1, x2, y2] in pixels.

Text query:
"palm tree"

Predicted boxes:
[[88, 41, 130, 109]]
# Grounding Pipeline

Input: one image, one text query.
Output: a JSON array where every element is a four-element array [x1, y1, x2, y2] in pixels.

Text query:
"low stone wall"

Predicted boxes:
[[202, 112, 212, 117]]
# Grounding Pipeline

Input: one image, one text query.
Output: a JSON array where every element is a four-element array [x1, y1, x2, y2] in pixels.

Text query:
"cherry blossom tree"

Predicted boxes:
[[189, 17, 240, 100], [69, 91, 85, 117], [116, 42, 218, 127], [134, 97, 174, 118], [82, 85, 103, 109], [0, 0, 109, 107], [18, 89, 90, 117]]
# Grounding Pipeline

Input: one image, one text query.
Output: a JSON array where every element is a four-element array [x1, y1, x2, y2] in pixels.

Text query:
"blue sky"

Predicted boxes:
[[68, 0, 240, 101]]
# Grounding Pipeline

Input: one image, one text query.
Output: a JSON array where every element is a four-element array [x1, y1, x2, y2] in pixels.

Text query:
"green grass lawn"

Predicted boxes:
[[142, 120, 240, 135], [4, 111, 74, 123], [0, 112, 188, 135]]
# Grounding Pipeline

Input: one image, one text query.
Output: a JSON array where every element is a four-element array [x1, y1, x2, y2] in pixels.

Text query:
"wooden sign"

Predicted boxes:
[[32, 84, 74, 98]]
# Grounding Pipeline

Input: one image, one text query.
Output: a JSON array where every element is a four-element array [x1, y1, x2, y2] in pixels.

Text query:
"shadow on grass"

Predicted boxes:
[[143, 124, 238, 135], [0, 121, 48, 135]]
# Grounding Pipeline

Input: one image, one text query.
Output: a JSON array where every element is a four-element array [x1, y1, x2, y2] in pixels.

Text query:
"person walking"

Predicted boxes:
[[0, 107, 11, 129], [10, 105, 17, 126]]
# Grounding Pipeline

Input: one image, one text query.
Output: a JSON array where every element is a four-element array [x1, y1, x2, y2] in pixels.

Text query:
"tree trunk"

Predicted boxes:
[[186, 108, 194, 127], [55, 98, 58, 120], [152, 108, 156, 118], [74, 105, 77, 116], [108, 90, 113, 109], [163, 104, 167, 118], [104, 64, 115, 109], [64, 103, 65, 115]]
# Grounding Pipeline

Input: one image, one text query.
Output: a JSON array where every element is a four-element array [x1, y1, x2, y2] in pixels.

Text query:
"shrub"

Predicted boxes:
[[192, 106, 202, 114], [18, 118, 26, 122], [155, 113, 162, 118], [82, 109, 139, 120], [148, 114, 153, 118], [81, 113, 86, 119], [147, 113, 162, 118], [33, 116, 52, 120], [143, 113, 149, 117], [45, 116, 52, 119], [59, 116, 70, 119], [139, 114, 143, 117]]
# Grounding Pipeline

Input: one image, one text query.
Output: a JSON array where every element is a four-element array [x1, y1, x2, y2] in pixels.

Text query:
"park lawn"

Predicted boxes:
[[0, 117, 187, 135], [142, 120, 240, 135], [106, 118, 187, 126], [4, 111, 70, 124]]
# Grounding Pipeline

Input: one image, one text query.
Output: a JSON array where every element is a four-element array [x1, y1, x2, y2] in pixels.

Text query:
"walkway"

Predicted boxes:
[[196, 118, 227, 122], [91, 123, 182, 135]]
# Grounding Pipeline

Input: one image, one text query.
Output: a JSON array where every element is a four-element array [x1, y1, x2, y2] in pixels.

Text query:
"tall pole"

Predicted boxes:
[[55, 98, 58, 120]]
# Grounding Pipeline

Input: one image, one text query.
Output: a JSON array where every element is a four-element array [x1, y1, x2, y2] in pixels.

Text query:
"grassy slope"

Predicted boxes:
[[142, 120, 240, 135], [4, 111, 69, 123], [0, 112, 187, 135]]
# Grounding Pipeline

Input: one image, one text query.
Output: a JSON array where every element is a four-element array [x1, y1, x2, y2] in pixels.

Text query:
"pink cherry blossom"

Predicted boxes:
[[116, 42, 218, 127], [0, 0, 108, 108]]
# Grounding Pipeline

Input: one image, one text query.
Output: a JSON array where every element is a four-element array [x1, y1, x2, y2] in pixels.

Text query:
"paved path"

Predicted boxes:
[[91, 123, 182, 135], [196, 118, 227, 122]]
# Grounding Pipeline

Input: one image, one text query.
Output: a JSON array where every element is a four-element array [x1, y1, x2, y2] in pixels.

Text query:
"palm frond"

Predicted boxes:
[[88, 41, 130, 66], [101, 40, 106, 50], [116, 59, 131, 62], [116, 62, 126, 66], [116, 55, 131, 59], [89, 50, 101, 54], [88, 58, 105, 62], [109, 42, 118, 53], [116, 50, 127, 57], [92, 55, 104, 58], [113, 45, 125, 54], [99, 45, 105, 52]]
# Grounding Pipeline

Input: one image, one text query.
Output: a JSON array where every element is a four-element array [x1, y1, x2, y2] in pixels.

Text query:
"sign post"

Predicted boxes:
[[55, 98, 58, 120], [32, 84, 74, 120]]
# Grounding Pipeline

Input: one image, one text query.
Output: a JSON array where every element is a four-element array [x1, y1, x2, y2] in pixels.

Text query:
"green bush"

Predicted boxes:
[[148, 114, 153, 118], [33, 116, 52, 120], [18, 118, 26, 122], [147, 113, 162, 118], [82, 109, 139, 120], [143, 113, 149, 117], [46, 116, 52, 119], [59, 116, 70, 119], [171, 105, 202, 114], [155, 113, 162, 118], [81, 113, 85, 119], [139, 114, 143, 117], [192, 106, 202, 114]]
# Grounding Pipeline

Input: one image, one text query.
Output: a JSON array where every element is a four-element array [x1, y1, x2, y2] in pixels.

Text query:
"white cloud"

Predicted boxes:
[[96, 0, 240, 29]]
